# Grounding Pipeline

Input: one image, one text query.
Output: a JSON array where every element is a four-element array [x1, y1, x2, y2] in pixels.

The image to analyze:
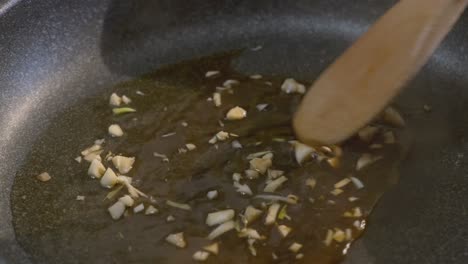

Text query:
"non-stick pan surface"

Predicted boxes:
[[0, 0, 467, 263]]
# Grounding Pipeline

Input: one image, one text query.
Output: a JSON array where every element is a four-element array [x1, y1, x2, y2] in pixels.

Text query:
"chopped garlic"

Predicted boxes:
[[153, 152, 169, 162], [265, 203, 280, 225], [208, 136, 217, 144], [206, 190, 218, 200], [121, 95, 131, 104], [306, 178, 317, 189], [133, 203, 145, 214], [348, 196, 359, 202], [112, 156, 135, 174], [205, 71, 220, 78], [100, 168, 119, 188], [256, 104, 268, 111], [350, 176, 365, 189], [223, 79, 239, 88], [267, 169, 284, 180], [292, 141, 314, 164], [231, 140, 242, 149], [345, 228, 353, 241], [327, 157, 340, 168], [74, 156, 82, 163], [145, 205, 158, 215], [81, 144, 102, 156], [84, 151, 103, 162], [249, 158, 272, 174], [193, 251, 210, 261], [356, 154, 382, 171], [324, 229, 334, 246], [296, 253, 304, 259], [264, 176, 288, 193], [166, 215, 175, 222], [206, 209, 235, 226], [109, 93, 122, 106], [186, 143, 197, 151], [333, 229, 346, 242], [36, 172, 51, 182], [277, 225, 292, 237], [88, 159, 106, 178], [234, 181, 253, 196], [232, 172, 242, 182], [288, 242, 303, 253], [250, 74, 262, 79], [331, 189, 343, 196], [207, 220, 235, 240], [215, 131, 229, 141], [334, 178, 351, 189], [76, 195, 85, 201], [238, 228, 265, 240], [243, 206, 262, 225], [226, 106, 247, 120], [353, 207, 363, 217], [246, 150, 272, 160], [244, 170, 259, 180], [281, 78, 306, 94], [108, 124, 124, 137], [213, 92, 221, 107], [166, 200, 192, 211], [108, 201, 126, 220], [383, 107, 405, 127], [119, 195, 134, 207], [166, 232, 186, 248], [203, 243, 219, 255]]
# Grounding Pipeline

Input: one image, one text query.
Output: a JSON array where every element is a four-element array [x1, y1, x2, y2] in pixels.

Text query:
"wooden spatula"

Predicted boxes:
[[293, 0, 468, 145]]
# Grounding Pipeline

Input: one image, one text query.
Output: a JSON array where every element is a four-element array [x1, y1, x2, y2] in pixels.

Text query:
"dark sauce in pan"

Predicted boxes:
[[11, 52, 407, 264]]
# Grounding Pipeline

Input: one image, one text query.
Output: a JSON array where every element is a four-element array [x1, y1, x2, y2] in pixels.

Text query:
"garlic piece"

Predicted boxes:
[[118, 195, 134, 207], [265, 203, 281, 225], [277, 225, 292, 238], [88, 159, 106, 178], [109, 93, 122, 106], [281, 78, 306, 94], [234, 181, 253, 196], [356, 154, 382, 171], [108, 201, 126, 220], [206, 190, 218, 200], [292, 141, 314, 164], [185, 143, 197, 151], [145, 205, 158, 215], [205, 71, 220, 78], [215, 131, 229, 141], [264, 176, 288, 193], [383, 107, 405, 127], [108, 124, 124, 137], [166, 232, 187, 248], [249, 158, 272, 174], [112, 156, 135, 174], [206, 209, 235, 226], [226, 106, 247, 120], [36, 172, 51, 182], [213, 92, 221, 107], [288, 242, 303, 253], [133, 203, 145, 214], [243, 206, 262, 225], [121, 95, 132, 104], [100, 168, 119, 188], [207, 220, 235, 240], [203, 243, 219, 255], [193, 251, 210, 261]]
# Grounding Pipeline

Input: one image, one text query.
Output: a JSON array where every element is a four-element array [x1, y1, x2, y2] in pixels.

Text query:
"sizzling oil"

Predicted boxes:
[[11, 52, 404, 264]]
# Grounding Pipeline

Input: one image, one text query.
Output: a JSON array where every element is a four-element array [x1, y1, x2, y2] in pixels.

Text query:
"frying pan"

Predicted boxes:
[[0, 0, 467, 263]]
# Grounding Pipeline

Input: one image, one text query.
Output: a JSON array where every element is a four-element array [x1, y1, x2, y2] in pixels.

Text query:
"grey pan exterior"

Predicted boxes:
[[0, 0, 467, 263]]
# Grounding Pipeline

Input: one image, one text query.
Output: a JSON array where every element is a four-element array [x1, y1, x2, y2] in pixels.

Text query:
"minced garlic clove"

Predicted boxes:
[[215, 131, 229, 141], [205, 71, 220, 78], [145, 205, 158, 215], [288, 242, 303, 253], [112, 156, 135, 174], [265, 203, 280, 225], [356, 154, 382, 171], [133, 203, 145, 214], [277, 225, 292, 238], [207, 220, 235, 240], [226, 106, 247, 120], [192, 251, 210, 261], [223, 79, 239, 88], [109, 93, 122, 106], [36, 172, 51, 182], [281, 78, 306, 94], [108, 124, 124, 137], [185, 143, 197, 151], [245, 169, 260, 179], [213, 92, 221, 107], [206, 190, 218, 200], [88, 159, 106, 178], [264, 176, 288, 193], [333, 229, 346, 242], [121, 95, 132, 104], [100, 168, 119, 188], [234, 181, 253, 196], [249, 158, 272, 174], [203, 243, 219, 255], [166, 232, 187, 248], [206, 209, 235, 226], [243, 206, 262, 225], [292, 141, 314, 164], [108, 201, 126, 220], [118, 195, 134, 207], [383, 107, 405, 127]]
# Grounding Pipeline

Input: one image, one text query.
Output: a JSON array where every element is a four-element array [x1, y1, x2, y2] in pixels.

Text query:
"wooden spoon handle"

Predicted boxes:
[[293, 0, 468, 145]]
